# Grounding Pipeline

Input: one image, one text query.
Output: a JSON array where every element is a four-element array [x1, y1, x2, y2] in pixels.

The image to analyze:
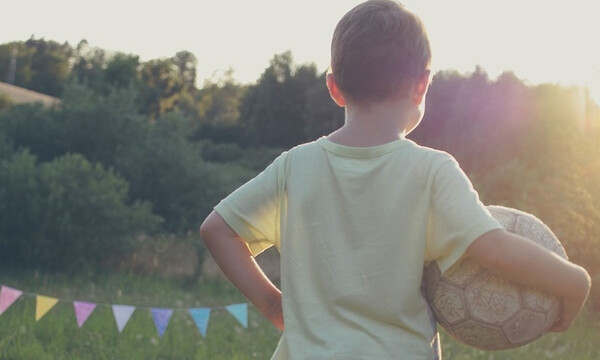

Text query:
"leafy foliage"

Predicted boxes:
[[1, 36, 599, 311], [0, 83, 224, 235], [115, 113, 221, 233], [0, 38, 72, 97], [239, 52, 341, 148], [0, 151, 160, 270]]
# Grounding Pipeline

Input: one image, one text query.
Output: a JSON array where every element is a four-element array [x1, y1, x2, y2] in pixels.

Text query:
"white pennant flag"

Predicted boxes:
[[112, 304, 136, 332]]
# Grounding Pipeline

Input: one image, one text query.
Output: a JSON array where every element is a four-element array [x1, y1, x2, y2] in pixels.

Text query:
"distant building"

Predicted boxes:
[[0, 81, 60, 107]]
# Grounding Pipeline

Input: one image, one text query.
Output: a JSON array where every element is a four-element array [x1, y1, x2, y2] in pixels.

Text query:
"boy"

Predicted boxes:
[[200, 1, 591, 359]]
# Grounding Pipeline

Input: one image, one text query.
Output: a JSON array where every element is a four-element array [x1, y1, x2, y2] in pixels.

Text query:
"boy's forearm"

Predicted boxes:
[[467, 229, 590, 299], [200, 211, 283, 330], [466, 229, 591, 331]]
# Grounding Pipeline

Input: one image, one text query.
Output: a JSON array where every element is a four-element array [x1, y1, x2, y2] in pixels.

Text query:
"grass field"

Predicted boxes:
[[0, 270, 597, 359]]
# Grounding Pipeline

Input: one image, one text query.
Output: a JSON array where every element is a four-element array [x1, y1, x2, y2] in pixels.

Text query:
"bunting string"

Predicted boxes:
[[0, 284, 249, 338]]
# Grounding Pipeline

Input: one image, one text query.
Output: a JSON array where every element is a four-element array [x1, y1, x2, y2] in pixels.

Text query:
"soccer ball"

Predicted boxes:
[[422, 205, 567, 350]]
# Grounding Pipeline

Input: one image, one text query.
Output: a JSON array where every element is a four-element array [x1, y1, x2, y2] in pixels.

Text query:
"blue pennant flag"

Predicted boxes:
[[151, 308, 173, 338], [225, 303, 248, 328], [189, 308, 212, 337]]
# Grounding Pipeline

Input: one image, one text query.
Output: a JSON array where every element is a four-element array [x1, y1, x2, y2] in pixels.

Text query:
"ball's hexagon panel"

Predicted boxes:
[[522, 286, 560, 313], [444, 258, 485, 288], [431, 282, 468, 326], [465, 272, 521, 324], [502, 309, 547, 344], [452, 320, 509, 350]]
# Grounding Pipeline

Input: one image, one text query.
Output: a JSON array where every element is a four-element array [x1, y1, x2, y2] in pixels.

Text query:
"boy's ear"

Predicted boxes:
[[412, 70, 431, 106], [326, 73, 346, 107]]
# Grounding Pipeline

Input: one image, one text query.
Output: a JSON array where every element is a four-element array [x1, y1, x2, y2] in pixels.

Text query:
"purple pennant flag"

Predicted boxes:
[[151, 308, 173, 338], [0, 286, 23, 316], [73, 301, 97, 328], [189, 308, 211, 337], [225, 303, 248, 328], [112, 305, 135, 332]]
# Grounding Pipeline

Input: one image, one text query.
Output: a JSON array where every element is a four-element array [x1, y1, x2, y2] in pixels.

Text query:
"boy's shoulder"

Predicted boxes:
[[284, 137, 457, 169]]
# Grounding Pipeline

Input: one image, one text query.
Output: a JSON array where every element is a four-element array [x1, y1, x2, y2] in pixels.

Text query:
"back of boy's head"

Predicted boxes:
[[331, 0, 431, 104]]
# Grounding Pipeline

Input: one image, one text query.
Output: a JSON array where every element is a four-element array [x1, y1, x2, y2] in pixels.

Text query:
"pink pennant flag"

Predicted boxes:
[[73, 301, 97, 328], [0, 286, 23, 316]]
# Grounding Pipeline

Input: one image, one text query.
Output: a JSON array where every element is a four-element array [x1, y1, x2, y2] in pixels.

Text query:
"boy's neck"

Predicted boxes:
[[327, 98, 418, 147]]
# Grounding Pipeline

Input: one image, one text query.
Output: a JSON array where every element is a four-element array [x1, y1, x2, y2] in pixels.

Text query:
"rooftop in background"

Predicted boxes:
[[0, 81, 60, 107]]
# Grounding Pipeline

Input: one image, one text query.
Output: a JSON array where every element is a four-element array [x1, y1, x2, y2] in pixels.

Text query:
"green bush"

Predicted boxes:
[[0, 132, 14, 159], [0, 84, 223, 233], [115, 113, 223, 233], [0, 93, 13, 111], [201, 141, 243, 162], [0, 103, 61, 162], [237, 147, 284, 171], [0, 151, 161, 271], [0, 83, 146, 166]]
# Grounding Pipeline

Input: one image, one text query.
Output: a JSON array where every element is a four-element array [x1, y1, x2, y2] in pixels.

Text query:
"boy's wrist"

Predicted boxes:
[[257, 288, 283, 330], [560, 264, 591, 301]]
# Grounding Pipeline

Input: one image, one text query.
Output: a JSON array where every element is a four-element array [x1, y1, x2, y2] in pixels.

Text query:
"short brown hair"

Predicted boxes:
[[331, 0, 431, 103]]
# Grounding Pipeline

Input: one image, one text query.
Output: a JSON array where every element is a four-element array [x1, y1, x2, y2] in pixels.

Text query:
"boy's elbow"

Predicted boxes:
[[200, 210, 236, 246], [571, 265, 592, 301], [200, 211, 220, 245], [199, 220, 209, 243], [465, 229, 506, 268]]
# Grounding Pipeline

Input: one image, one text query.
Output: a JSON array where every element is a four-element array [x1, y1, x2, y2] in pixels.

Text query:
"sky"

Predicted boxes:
[[2, 0, 600, 101]]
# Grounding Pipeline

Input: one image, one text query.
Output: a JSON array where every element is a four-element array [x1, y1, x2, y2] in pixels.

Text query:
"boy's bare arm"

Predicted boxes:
[[466, 229, 591, 332], [200, 211, 284, 331]]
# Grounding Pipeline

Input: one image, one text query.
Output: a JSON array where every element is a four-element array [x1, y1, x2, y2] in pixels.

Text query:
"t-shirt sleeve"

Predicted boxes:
[[427, 155, 502, 274], [213, 152, 287, 256]]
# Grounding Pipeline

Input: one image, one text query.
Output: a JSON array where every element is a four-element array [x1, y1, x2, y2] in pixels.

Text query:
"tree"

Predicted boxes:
[[240, 51, 321, 148], [0, 93, 14, 112], [172, 50, 197, 91], [0, 83, 145, 166], [104, 53, 140, 89], [303, 72, 344, 140], [0, 151, 160, 271], [24, 37, 72, 96], [140, 58, 185, 118], [0, 38, 72, 96], [114, 112, 222, 233], [71, 40, 108, 92], [409, 67, 535, 173], [0, 103, 60, 162]]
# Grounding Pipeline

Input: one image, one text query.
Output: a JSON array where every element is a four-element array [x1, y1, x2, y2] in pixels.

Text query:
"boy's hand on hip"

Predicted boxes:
[[259, 291, 284, 331]]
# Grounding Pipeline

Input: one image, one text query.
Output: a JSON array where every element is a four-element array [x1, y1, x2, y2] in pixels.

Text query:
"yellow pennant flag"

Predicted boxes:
[[36, 295, 59, 321]]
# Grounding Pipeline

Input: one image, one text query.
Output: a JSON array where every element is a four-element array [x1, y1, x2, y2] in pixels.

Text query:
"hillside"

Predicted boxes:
[[0, 81, 60, 107]]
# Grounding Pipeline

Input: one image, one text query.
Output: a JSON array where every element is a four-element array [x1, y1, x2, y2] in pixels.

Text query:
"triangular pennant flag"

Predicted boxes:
[[112, 305, 135, 332], [0, 286, 23, 316], [225, 303, 248, 328], [36, 295, 59, 321], [73, 301, 97, 328], [151, 308, 173, 338], [189, 308, 211, 337]]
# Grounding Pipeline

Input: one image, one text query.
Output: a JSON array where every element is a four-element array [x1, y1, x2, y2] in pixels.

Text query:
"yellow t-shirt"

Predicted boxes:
[[215, 137, 501, 360]]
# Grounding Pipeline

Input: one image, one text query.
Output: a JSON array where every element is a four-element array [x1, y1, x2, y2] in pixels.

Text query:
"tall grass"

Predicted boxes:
[[440, 308, 600, 360], [0, 270, 597, 359], [0, 270, 280, 360]]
